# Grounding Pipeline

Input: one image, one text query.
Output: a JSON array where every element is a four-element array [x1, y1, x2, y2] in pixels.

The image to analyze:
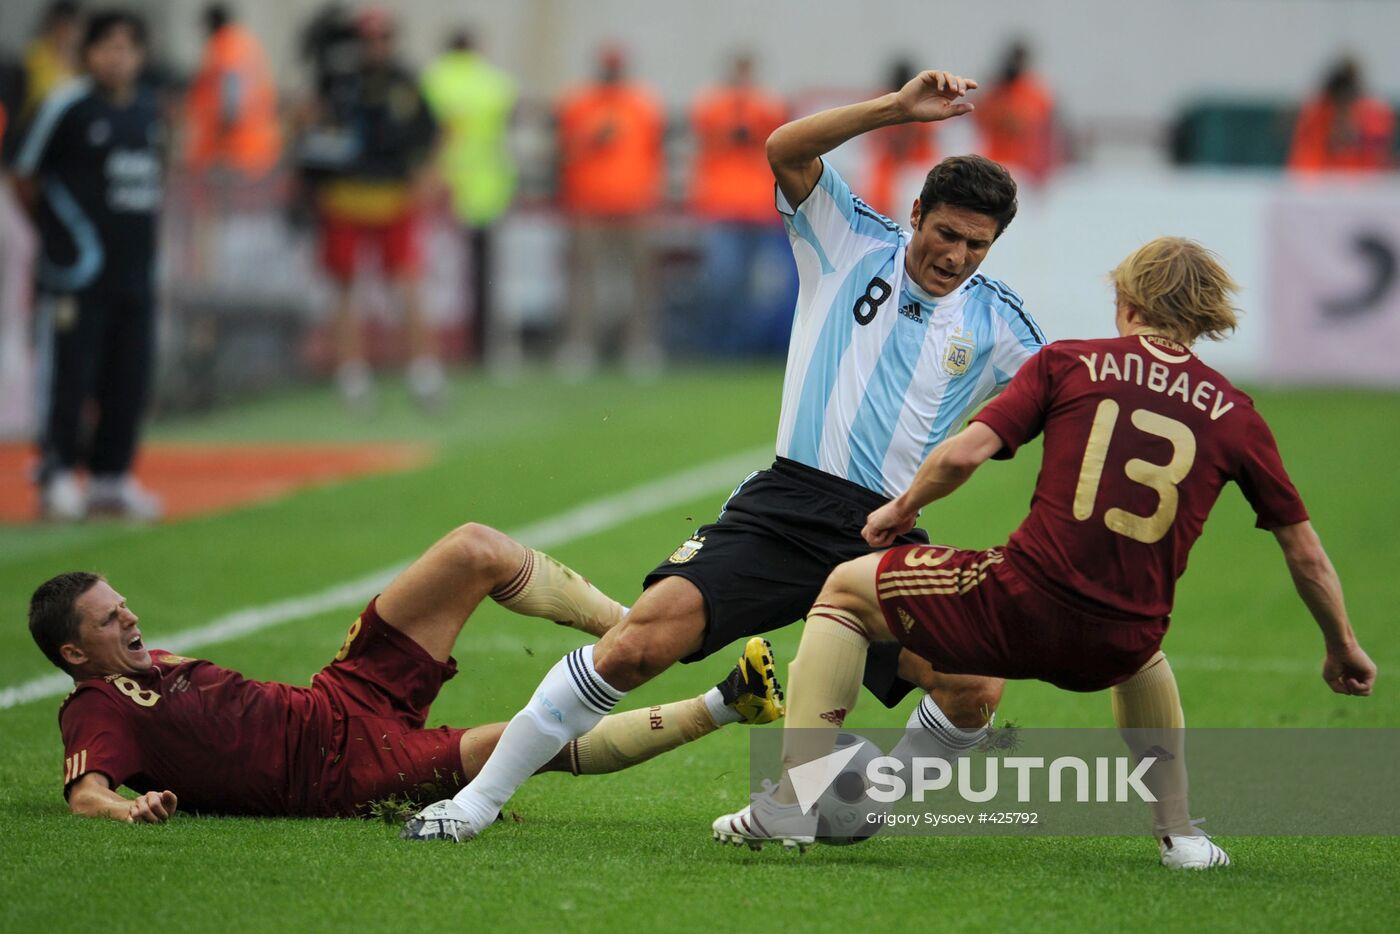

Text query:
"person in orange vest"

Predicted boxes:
[[974, 40, 1057, 186], [555, 44, 665, 378], [689, 53, 792, 354], [1288, 57, 1395, 175], [864, 60, 937, 218], [183, 4, 282, 181]]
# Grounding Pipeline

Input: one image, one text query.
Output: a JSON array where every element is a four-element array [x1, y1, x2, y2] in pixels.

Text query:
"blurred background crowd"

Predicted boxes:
[[0, 0, 1397, 519]]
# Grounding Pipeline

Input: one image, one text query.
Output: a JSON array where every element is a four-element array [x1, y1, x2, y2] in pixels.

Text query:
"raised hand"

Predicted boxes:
[[893, 70, 979, 123]]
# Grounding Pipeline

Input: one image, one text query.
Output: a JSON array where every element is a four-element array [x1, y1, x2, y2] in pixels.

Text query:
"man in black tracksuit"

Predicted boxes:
[[14, 10, 163, 520]]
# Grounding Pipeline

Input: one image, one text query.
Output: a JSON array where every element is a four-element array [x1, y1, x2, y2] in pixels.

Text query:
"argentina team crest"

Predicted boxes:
[[944, 328, 977, 376], [668, 537, 705, 564]]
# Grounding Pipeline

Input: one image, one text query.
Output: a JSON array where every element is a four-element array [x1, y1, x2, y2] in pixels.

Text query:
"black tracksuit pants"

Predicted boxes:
[[38, 280, 155, 479]]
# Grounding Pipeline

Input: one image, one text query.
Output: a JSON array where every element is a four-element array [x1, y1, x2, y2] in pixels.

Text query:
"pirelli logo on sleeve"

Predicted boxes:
[[64, 749, 88, 783]]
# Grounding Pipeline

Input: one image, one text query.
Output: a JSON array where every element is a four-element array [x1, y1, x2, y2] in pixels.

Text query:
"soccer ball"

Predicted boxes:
[[814, 733, 886, 846]]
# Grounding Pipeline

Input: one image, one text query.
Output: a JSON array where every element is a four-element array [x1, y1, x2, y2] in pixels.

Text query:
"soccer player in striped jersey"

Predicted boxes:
[[712, 237, 1376, 867], [404, 68, 1055, 843]]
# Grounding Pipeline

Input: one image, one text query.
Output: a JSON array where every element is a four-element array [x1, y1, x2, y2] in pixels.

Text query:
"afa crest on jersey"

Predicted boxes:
[[668, 537, 705, 564], [944, 329, 976, 377]]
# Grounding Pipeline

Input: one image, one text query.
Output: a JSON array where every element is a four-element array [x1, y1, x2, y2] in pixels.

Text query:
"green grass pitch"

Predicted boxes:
[[1, 366, 1396, 932]]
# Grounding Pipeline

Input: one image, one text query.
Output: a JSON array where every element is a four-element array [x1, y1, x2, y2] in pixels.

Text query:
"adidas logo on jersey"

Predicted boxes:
[[819, 707, 848, 725], [899, 302, 923, 323]]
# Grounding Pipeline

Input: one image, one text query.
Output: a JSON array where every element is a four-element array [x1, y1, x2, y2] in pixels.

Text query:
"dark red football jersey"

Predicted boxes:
[[59, 650, 338, 816], [972, 334, 1308, 620]]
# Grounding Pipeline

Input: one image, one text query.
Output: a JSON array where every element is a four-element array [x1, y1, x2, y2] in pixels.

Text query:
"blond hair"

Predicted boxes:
[[1110, 237, 1240, 344]]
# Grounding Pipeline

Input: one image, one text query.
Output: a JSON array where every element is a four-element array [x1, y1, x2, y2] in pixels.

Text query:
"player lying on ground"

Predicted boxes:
[[29, 523, 784, 821], [403, 66, 1084, 844], [712, 236, 1378, 868]]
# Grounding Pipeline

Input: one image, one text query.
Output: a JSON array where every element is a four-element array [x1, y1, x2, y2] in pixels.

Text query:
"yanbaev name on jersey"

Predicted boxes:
[[1076, 337, 1236, 420]]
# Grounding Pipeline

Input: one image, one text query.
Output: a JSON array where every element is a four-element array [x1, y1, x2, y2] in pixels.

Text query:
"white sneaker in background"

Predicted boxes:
[[336, 359, 376, 415], [87, 474, 163, 522], [406, 356, 447, 413], [41, 470, 85, 521]]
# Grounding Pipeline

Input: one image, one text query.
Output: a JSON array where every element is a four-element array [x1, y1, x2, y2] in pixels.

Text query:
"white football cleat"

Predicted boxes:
[[712, 788, 816, 852], [400, 799, 479, 843], [1159, 832, 1230, 869]]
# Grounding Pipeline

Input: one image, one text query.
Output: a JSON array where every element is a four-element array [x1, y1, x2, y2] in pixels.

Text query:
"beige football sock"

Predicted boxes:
[[1111, 651, 1192, 837], [566, 696, 719, 775], [490, 549, 625, 638], [774, 605, 870, 806]]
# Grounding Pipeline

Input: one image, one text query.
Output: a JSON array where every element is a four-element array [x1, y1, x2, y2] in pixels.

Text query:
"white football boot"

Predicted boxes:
[[713, 784, 817, 852], [400, 799, 479, 843], [1159, 832, 1231, 869]]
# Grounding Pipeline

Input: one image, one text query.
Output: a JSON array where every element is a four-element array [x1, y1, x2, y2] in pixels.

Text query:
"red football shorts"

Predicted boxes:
[[875, 545, 1167, 692], [314, 599, 468, 813], [318, 212, 421, 283]]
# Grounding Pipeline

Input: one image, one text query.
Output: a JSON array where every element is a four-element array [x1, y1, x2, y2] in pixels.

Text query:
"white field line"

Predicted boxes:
[[0, 447, 771, 711]]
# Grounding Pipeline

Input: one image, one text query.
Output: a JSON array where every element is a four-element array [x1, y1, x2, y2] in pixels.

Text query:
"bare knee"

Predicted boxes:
[[592, 582, 704, 691], [814, 554, 884, 633], [929, 675, 1004, 729], [444, 522, 520, 582], [590, 621, 676, 691]]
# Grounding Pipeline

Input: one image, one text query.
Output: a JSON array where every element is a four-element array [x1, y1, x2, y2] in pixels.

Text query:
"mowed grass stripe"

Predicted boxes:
[[0, 446, 770, 710]]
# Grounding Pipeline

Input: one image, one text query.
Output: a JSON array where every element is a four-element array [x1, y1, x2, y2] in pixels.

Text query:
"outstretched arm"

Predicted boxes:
[[68, 772, 178, 823], [863, 422, 1004, 547], [1272, 521, 1376, 696], [767, 69, 977, 207]]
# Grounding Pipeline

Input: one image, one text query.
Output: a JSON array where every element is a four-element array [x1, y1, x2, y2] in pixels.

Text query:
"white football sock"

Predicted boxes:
[[703, 686, 743, 726], [452, 643, 625, 830], [890, 693, 990, 764]]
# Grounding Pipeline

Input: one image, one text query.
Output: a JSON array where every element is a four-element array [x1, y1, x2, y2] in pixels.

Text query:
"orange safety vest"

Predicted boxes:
[[975, 74, 1055, 183], [689, 84, 786, 223], [1288, 95, 1395, 174], [864, 121, 936, 218], [184, 24, 282, 177], [557, 81, 664, 217]]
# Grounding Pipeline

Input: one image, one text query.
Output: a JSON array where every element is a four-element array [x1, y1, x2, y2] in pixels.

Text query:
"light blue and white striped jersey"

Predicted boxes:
[[775, 159, 1045, 498]]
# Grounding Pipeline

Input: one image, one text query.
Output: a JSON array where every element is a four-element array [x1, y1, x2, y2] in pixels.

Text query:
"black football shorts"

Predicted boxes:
[[644, 457, 929, 707]]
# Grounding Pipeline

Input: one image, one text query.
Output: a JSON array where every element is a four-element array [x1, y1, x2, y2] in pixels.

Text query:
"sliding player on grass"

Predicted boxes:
[[401, 66, 1071, 844], [30, 523, 783, 821], [712, 236, 1377, 868]]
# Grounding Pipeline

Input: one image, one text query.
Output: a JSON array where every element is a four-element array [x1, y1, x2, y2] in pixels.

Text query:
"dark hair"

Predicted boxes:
[[81, 8, 146, 52], [918, 154, 1019, 237], [204, 3, 231, 34], [448, 29, 476, 53], [41, 1, 81, 32], [29, 572, 103, 671], [1322, 56, 1361, 102]]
